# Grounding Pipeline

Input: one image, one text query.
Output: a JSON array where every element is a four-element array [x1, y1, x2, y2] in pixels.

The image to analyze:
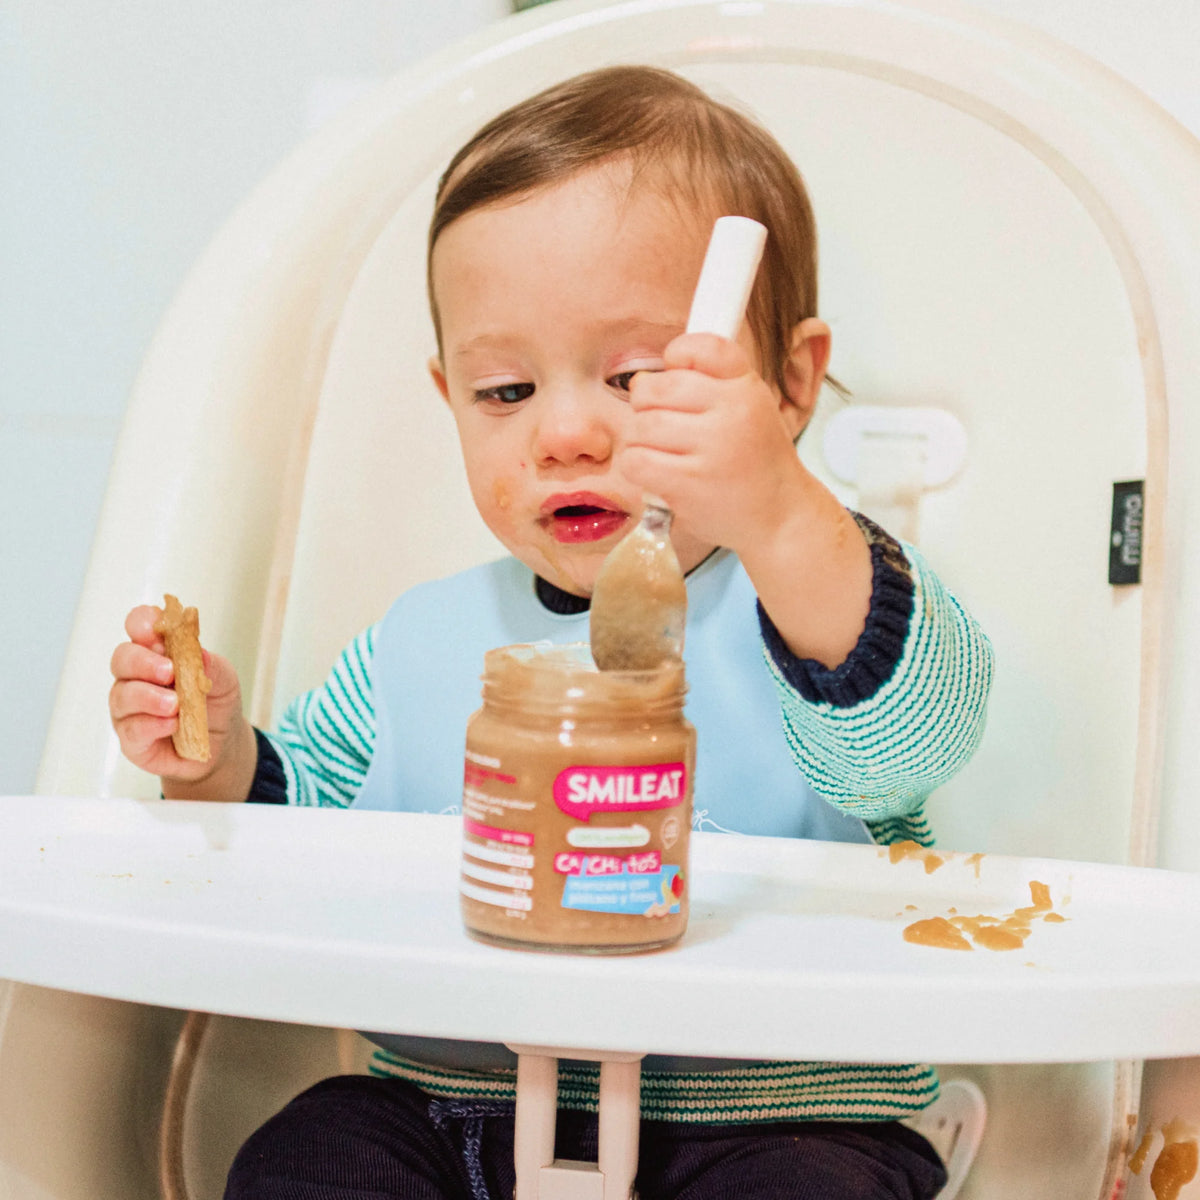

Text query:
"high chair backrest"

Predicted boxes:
[[25, 5, 1200, 1197], [40, 0, 1200, 875]]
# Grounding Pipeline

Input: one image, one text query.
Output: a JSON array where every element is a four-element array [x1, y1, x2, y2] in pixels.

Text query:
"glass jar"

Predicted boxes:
[[460, 643, 695, 954]]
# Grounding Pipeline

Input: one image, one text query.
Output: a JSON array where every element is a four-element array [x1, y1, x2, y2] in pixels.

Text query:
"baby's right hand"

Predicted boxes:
[[109, 605, 249, 793]]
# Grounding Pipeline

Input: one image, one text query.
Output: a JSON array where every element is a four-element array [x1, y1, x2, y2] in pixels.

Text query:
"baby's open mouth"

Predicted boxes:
[[544, 498, 629, 545], [556, 504, 606, 518]]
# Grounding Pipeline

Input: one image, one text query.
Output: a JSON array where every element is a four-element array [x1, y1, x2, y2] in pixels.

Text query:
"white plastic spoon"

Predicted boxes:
[[589, 215, 768, 671]]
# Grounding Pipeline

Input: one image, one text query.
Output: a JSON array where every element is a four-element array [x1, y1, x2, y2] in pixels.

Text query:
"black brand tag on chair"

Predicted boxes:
[[1109, 481, 1144, 585]]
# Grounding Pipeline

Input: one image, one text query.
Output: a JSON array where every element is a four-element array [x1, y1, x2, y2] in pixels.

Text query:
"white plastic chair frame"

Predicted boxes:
[[35, 1, 1200, 1198]]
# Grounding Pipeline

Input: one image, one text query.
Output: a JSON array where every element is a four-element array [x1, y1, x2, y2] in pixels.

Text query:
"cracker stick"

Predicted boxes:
[[153, 594, 212, 762]]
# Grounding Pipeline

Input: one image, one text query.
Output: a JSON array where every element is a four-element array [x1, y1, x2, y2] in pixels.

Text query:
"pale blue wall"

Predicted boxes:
[[2, 0, 1197, 794], [1, 0, 510, 793]]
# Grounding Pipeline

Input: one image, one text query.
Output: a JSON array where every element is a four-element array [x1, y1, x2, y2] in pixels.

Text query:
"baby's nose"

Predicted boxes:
[[533, 389, 615, 466]]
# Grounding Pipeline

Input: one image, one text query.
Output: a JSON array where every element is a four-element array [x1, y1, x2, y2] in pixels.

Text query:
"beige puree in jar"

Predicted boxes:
[[460, 643, 695, 953]]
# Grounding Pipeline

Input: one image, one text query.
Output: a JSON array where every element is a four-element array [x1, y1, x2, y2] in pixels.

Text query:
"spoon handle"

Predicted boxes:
[[643, 218, 768, 513], [685, 216, 768, 339]]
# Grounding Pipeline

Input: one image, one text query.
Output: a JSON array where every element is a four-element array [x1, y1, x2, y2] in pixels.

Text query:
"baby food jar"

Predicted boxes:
[[460, 643, 695, 954]]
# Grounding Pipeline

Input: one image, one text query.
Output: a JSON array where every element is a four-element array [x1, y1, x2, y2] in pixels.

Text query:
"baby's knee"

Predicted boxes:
[[223, 1074, 441, 1199]]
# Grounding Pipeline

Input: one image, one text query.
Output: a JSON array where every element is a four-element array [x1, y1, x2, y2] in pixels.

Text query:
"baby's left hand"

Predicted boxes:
[[622, 332, 808, 555]]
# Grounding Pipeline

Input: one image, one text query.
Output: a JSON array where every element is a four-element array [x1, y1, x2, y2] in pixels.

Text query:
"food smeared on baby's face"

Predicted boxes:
[[492, 477, 514, 512]]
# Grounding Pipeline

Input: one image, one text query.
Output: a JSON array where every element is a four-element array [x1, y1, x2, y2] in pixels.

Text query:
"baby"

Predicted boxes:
[[111, 65, 992, 1200]]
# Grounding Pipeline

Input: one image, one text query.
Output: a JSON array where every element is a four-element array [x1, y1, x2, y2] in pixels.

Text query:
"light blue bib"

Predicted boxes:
[[353, 549, 869, 845]]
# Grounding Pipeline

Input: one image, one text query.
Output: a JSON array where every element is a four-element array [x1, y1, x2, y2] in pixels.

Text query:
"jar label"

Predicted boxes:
[[553, 762, 687, 821], [560, 863, 683, 916]]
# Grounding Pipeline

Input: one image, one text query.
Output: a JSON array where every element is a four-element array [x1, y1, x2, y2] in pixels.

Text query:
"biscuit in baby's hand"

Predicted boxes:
[[153, 594, 212, 762]]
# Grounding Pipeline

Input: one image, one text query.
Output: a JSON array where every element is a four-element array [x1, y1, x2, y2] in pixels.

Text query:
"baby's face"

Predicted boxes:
[[429, 161, 757, 597]]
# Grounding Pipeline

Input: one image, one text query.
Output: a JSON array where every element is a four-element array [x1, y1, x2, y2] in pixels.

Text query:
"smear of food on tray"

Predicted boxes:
[[883, 840, 985, 878], [882, 841, 1068, 953]]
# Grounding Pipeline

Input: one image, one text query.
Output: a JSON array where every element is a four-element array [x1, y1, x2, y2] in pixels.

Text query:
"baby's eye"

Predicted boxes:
[[474, 382, 535, 405], [607, 371, 639, 393]]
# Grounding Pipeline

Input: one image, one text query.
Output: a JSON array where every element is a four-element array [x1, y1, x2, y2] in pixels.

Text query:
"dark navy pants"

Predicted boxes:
[[224, 1075, 947, 1200]]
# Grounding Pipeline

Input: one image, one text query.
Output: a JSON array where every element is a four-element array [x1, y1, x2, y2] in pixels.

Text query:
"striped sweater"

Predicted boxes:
[[254, 517, 993, 1124]]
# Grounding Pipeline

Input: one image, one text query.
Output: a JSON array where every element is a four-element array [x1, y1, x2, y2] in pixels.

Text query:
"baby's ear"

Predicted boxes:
[[780, 318, 831, 438], [428, 357, 450, 404]]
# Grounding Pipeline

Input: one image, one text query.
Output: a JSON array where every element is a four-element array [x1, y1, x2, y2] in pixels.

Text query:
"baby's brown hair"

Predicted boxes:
[[428, 65, 822, 397]]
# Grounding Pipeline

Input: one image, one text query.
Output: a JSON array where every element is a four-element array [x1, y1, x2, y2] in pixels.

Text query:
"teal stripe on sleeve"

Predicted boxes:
[[270, 624, 379, 808]]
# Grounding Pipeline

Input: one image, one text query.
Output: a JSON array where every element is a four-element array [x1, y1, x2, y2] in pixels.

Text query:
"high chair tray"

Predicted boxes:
[[3, 795, 1199, 1064]]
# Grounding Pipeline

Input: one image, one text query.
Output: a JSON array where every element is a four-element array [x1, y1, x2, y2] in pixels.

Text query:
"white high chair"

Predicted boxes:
[[7, 0, 1200, 1197]]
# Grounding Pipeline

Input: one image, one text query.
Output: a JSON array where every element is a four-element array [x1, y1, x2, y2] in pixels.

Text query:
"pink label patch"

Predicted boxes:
[[552, 763, 686, 822], [463, 817, 533, 847], [464, 762, 516, 787]]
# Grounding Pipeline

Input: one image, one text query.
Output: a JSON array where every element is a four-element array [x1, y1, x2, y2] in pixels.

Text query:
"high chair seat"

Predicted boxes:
[[11, 0, 1200, 1197]]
